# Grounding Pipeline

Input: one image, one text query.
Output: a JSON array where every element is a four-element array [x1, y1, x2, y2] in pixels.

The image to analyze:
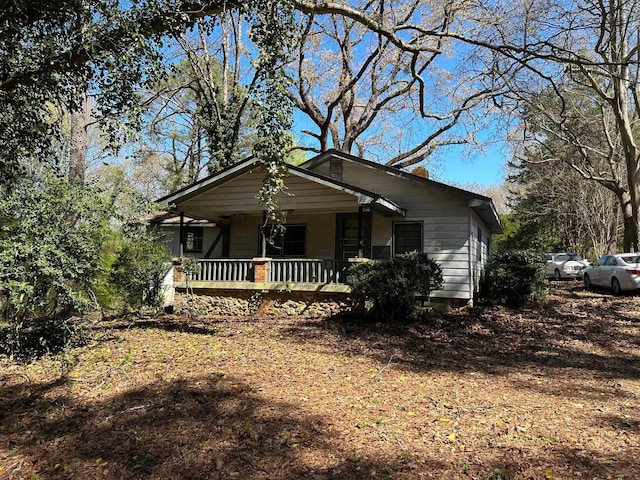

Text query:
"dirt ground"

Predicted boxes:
[[1, 282, 639, 479]]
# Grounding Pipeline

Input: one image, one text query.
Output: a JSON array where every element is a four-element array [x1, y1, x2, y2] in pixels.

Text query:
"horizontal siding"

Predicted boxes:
[[228, 212, 336, 259], [172, 158, 479, 300], [429, 252, 469, 262], [312, 160, 473, 300], [441, 268, 472, 277], [229, 215, 260, 258], [371, 212, 392, 247], [155, 225, 221, 258], [179, 167, 359, 215], [285, 212, 336, 259], [431, 289, 470, 300]]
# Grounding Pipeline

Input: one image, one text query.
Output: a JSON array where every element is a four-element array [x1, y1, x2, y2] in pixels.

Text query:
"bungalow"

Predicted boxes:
[[157, 149, 503, 309]]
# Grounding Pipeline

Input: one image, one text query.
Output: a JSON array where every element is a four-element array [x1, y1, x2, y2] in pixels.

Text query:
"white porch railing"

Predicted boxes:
[[187, 258, 350, 284], [192, 259, 255, 282], [269, 259, 350, 284]]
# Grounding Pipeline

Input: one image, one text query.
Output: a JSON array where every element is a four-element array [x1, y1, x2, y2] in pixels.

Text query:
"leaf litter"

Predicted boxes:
[[1, 282, 639, 479]]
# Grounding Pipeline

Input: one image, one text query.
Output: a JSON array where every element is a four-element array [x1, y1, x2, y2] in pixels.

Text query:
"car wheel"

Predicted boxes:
[[584, 274, 591, 289], [612, 277, 622, 295], [554, 269, 561, 281]]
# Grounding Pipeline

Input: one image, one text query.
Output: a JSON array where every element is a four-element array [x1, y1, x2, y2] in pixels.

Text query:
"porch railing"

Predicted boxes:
[[192, 259, 255, 282], [269, 259, 350, 284], [186, 258, 351, 284]]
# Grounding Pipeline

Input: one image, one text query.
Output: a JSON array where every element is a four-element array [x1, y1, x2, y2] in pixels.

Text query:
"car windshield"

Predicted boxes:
[[620, 255, 640, 264], [566, 254, 583, 261]]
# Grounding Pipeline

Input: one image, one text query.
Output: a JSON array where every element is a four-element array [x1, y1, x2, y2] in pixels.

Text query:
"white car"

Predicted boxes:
[[583, 254, 640, 294], [545, 253, 590, 280]]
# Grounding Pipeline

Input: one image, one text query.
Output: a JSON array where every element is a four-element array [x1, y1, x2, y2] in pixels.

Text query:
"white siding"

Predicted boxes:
[[228, 215, 260, 258], [179, 167, 359, 217], [312, 160, 473, 300], [470, 211, 491, 297], [371, 211, 393, 248]]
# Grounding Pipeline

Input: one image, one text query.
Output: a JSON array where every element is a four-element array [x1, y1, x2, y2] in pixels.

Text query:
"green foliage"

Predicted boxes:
[[0, 176, 112, 322], [249, 0, 297, 224], [110, 231, 171, 311], [493, 213, 563, 254], [0, 0, 175, 190], [92, 229, 125, 312], [0, 316, 88, 362], [483, 250, 547, 308], [346, 252, 444, 321], [0, 176, 112, 359]]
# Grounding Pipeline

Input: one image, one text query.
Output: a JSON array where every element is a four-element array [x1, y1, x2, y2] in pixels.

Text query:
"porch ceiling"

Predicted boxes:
[[158, 158, 406, 221]]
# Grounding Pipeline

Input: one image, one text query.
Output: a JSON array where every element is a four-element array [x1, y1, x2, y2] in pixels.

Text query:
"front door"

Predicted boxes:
[[335, 212, 371, 260]]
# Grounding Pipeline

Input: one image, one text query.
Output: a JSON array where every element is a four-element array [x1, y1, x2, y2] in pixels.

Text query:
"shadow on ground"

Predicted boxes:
[[281, 282, 640, 381], [0, 372, 450, 479]]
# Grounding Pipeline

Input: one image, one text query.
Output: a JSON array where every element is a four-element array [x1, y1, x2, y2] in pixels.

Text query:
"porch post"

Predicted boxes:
[[179, 211, 185, 258], [221, 224, 230, 258], [260, 210, 267, 258], [253, 257, 270, 283], [357, 206, 364, 258]]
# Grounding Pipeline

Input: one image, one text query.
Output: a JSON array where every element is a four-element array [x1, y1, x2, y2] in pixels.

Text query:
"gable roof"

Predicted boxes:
[[157, 150, 503, 233], [157, 156, 406, 217], [301, 149, 503, 233]]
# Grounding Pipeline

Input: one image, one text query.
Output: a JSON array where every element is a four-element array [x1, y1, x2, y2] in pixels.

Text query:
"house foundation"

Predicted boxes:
[[174, 288, 352, 318]]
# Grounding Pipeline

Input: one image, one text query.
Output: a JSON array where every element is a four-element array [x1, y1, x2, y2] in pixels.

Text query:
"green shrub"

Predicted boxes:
[[110, 231, 171, 310], [0, 316, 89, 362], [346, 251, 444, 321], [0, 176, 112, 360], [483, 250, 547, 308]]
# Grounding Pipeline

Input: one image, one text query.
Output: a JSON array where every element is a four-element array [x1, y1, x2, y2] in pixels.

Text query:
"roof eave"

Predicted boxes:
[[157, 156, 259, 206], [469, 199, 503, 234]]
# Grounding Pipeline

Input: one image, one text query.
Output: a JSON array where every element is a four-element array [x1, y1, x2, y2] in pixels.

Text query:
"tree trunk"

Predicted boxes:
[[606, 201, 620, 254], [69, 88, 88, 187], [626, 156, 640, 252], [620, 190, 636, 252]]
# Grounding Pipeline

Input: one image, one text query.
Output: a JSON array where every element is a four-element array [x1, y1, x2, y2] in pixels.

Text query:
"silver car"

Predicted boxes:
[[545, 253, 589, 280], [583, 254, 640, 294]]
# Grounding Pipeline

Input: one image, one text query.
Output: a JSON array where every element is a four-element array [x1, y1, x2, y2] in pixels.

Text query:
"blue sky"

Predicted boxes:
[[428, 142, 509, 188], [291, 111, 510, 189]]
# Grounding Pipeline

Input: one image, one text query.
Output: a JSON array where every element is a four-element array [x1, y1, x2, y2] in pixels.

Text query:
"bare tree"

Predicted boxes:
[[295, 0, 640, 249], [290, 0, 507, 168], [138, 13, 258, 191]]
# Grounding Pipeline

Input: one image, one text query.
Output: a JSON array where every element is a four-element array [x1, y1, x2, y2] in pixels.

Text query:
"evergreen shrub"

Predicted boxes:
[[483, 250, 547, 308], [346, 251, 444, 321], [110, 232, 171, 310], [0, 176, 110, 360], [0, 316, 89, 361]]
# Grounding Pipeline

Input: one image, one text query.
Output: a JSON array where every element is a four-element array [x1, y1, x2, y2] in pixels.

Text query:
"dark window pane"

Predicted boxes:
[[265, 236, 282, 256], [394, 222, 422, 255], [264, 225, 306, 257], [184, 227, 203, 253]]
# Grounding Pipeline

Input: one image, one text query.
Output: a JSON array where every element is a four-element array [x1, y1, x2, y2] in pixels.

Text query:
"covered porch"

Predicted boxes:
[[160, 158, 405, 292]]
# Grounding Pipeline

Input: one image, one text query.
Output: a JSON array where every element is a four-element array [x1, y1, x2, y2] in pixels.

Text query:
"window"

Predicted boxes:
[[605, 256, 618, 266], [264, 224, 306, 257], [184, 227, 203, 253], [393, 222, 423, 255], [336, 212, 371, 260], [477, 227, 483, 262]]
